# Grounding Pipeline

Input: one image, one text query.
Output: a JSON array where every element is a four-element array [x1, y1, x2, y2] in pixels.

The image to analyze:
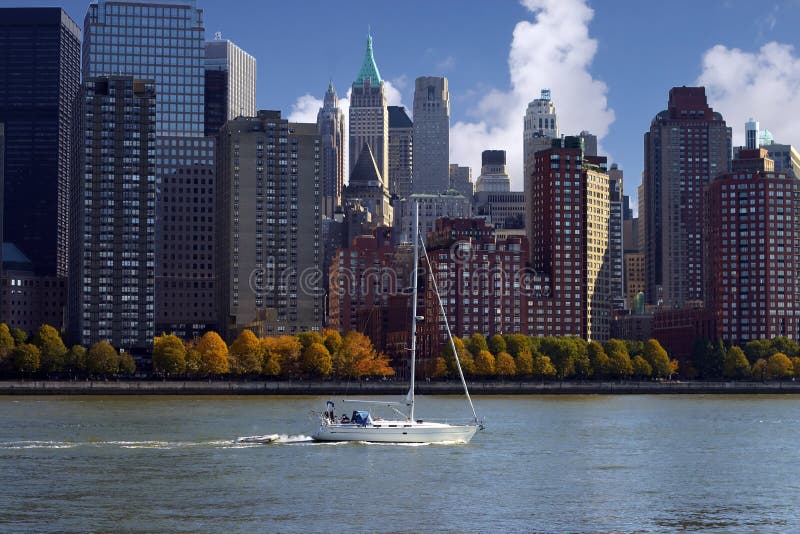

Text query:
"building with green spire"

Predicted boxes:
[[349, 33, 390, 223]]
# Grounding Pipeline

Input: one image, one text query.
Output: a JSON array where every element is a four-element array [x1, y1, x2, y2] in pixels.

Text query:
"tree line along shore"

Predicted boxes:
[[0, 322, 799, 384]]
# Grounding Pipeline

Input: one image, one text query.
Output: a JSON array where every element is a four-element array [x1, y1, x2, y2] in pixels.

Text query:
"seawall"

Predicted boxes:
[[1, 380, 800, 395]]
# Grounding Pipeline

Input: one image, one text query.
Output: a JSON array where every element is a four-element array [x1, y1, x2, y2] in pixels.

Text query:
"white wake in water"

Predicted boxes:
[[235, 434, 314, 445]]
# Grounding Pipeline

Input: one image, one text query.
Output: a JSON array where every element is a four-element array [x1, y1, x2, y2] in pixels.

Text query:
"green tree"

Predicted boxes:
[[118, 351, 136, 376], [691, 338, 713, 378], [570, 337, 591, 379], [196, 331, 229, 376], [771, 337, 800, 358], [64, 345, 87, 376], [514, 349, 534, 377], [228, 329, 262, 376], [588, 341, 609, 378], [644, 339, 671, 378], [152, 334, 187, 376], [488, 334, 507, 356], [32, 324, 67, 373], [442, 337, 474, 377], [87, 341, 119, 376], [605, 339, 633, 380], [495, 351, 516, 377], [504, 334, 530, 358], [297, 330, 324, 350], [12, 343, 40, 375], [10, 328, 27, 346], [624, 340, 645, 360], [300, 342, 333, 378], [723, 346, 750, 379], [532, 354, 557, 380], [767, 352, 794, 380], [744, 339, 774, 365], [541, 337, 576, 379], [631, 355, 652, 378], [466, 333, 489, 358], [751, 358, 768, 381]]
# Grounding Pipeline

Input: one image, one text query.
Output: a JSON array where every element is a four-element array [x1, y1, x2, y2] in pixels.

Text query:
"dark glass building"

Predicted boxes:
[[83, 0, 217, 340], [0, 8, 81, 277]]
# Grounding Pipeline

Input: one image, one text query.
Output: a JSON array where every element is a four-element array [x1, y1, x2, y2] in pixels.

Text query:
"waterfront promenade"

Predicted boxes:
[[2, 379, 800, 395]]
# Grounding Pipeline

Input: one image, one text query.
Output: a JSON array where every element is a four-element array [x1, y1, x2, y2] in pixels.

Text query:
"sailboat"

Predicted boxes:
[[312, 203, 482, 443]]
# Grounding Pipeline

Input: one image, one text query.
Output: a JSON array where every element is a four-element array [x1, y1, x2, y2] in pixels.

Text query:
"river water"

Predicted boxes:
[[1, 394, 798, 532]]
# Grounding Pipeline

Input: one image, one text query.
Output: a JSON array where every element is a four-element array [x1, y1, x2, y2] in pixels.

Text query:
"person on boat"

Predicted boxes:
[[340, 414, 350, 424]]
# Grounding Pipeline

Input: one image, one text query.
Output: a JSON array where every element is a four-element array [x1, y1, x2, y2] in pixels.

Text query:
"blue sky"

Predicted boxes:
[[16, 0, 800, 207]]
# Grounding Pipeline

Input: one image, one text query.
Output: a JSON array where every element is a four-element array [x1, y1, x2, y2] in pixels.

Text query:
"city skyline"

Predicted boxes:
[[11, 0, 800, 209]]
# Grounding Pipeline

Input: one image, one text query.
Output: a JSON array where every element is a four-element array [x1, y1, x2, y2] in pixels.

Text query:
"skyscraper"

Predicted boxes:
[[745, 118, 759, 150], [83, 0, 217, 339], [705, 148, 800, 344], [387, 105, 413, 199], [349, 34, 388, 188], [69, 76, 156, 350], [523, 89, 559, 182], [204, 36, 256, 136], [217, 111, 322, 338], [642, 87, 731, 307], [608, 164, 624, 310], [412, 76, 449, 194], [528, 136, 611, 340], [475, 150, 511, 192], [317, 82, 346, 217], [449, 164, 473, 199], [0, 8, 81, 277]]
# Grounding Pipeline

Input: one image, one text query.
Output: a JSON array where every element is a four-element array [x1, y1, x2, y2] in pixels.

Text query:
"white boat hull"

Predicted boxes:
[[312, 420, 478, 443]]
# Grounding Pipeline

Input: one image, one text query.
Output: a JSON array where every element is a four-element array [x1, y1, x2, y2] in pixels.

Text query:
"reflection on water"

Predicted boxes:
[[1, 394, 799, 532]]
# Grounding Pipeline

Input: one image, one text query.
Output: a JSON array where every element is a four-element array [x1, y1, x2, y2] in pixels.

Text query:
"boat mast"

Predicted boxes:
[[420, 238, 479, 423], [407, 201, 419, 421]]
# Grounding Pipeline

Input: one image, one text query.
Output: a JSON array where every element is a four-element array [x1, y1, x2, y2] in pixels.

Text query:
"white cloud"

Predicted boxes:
[[450, 0, 615, 190], [697, 41, 800, 147]]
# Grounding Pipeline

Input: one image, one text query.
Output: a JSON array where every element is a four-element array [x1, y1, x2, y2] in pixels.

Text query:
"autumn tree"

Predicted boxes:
[[767, 352, 794, 380], [271, 336, 303, 377], [514, 349, 534, 377], [723, 346, 750, 379], [300, 342, 333, 378], [631, 355, 652, 378], [604, 339, 633, 379], [334, 331, 394, 378], [196, 331, 229, 376], [12, 343, 40, 375], [792, 357, 800, 380], [541, 337, 576, 379], [443, 337, 474, 377], [474, 350, 496, 377], [644, 339, 671, 379], [228, 329, 262, 376], [429, 357, 449, 379], [32, 324, 67, 373], [488, 334, 507, 356], [751, 358, 768, 381], [185, 345, 202, 377], [152, 334, 187, 376], [87, 341, 119, 376], [495, 351, 516, 378]]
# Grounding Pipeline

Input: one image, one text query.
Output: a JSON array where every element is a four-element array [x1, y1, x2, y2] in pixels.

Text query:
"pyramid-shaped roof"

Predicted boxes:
[[354, 34, 382, 87], [350, 143, 383, 186]]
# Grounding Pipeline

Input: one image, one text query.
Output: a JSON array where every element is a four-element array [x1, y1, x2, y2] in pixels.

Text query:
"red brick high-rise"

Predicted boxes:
[[705, 148, 800, 344]]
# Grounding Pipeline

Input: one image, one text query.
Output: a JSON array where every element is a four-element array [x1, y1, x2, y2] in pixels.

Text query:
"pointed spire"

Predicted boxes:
[[355, 32, 382, 87], [323, 80, 338, 108]]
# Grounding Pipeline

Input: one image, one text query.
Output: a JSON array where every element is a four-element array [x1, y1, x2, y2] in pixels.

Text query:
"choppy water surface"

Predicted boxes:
[[1, 394, 799, 532]]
